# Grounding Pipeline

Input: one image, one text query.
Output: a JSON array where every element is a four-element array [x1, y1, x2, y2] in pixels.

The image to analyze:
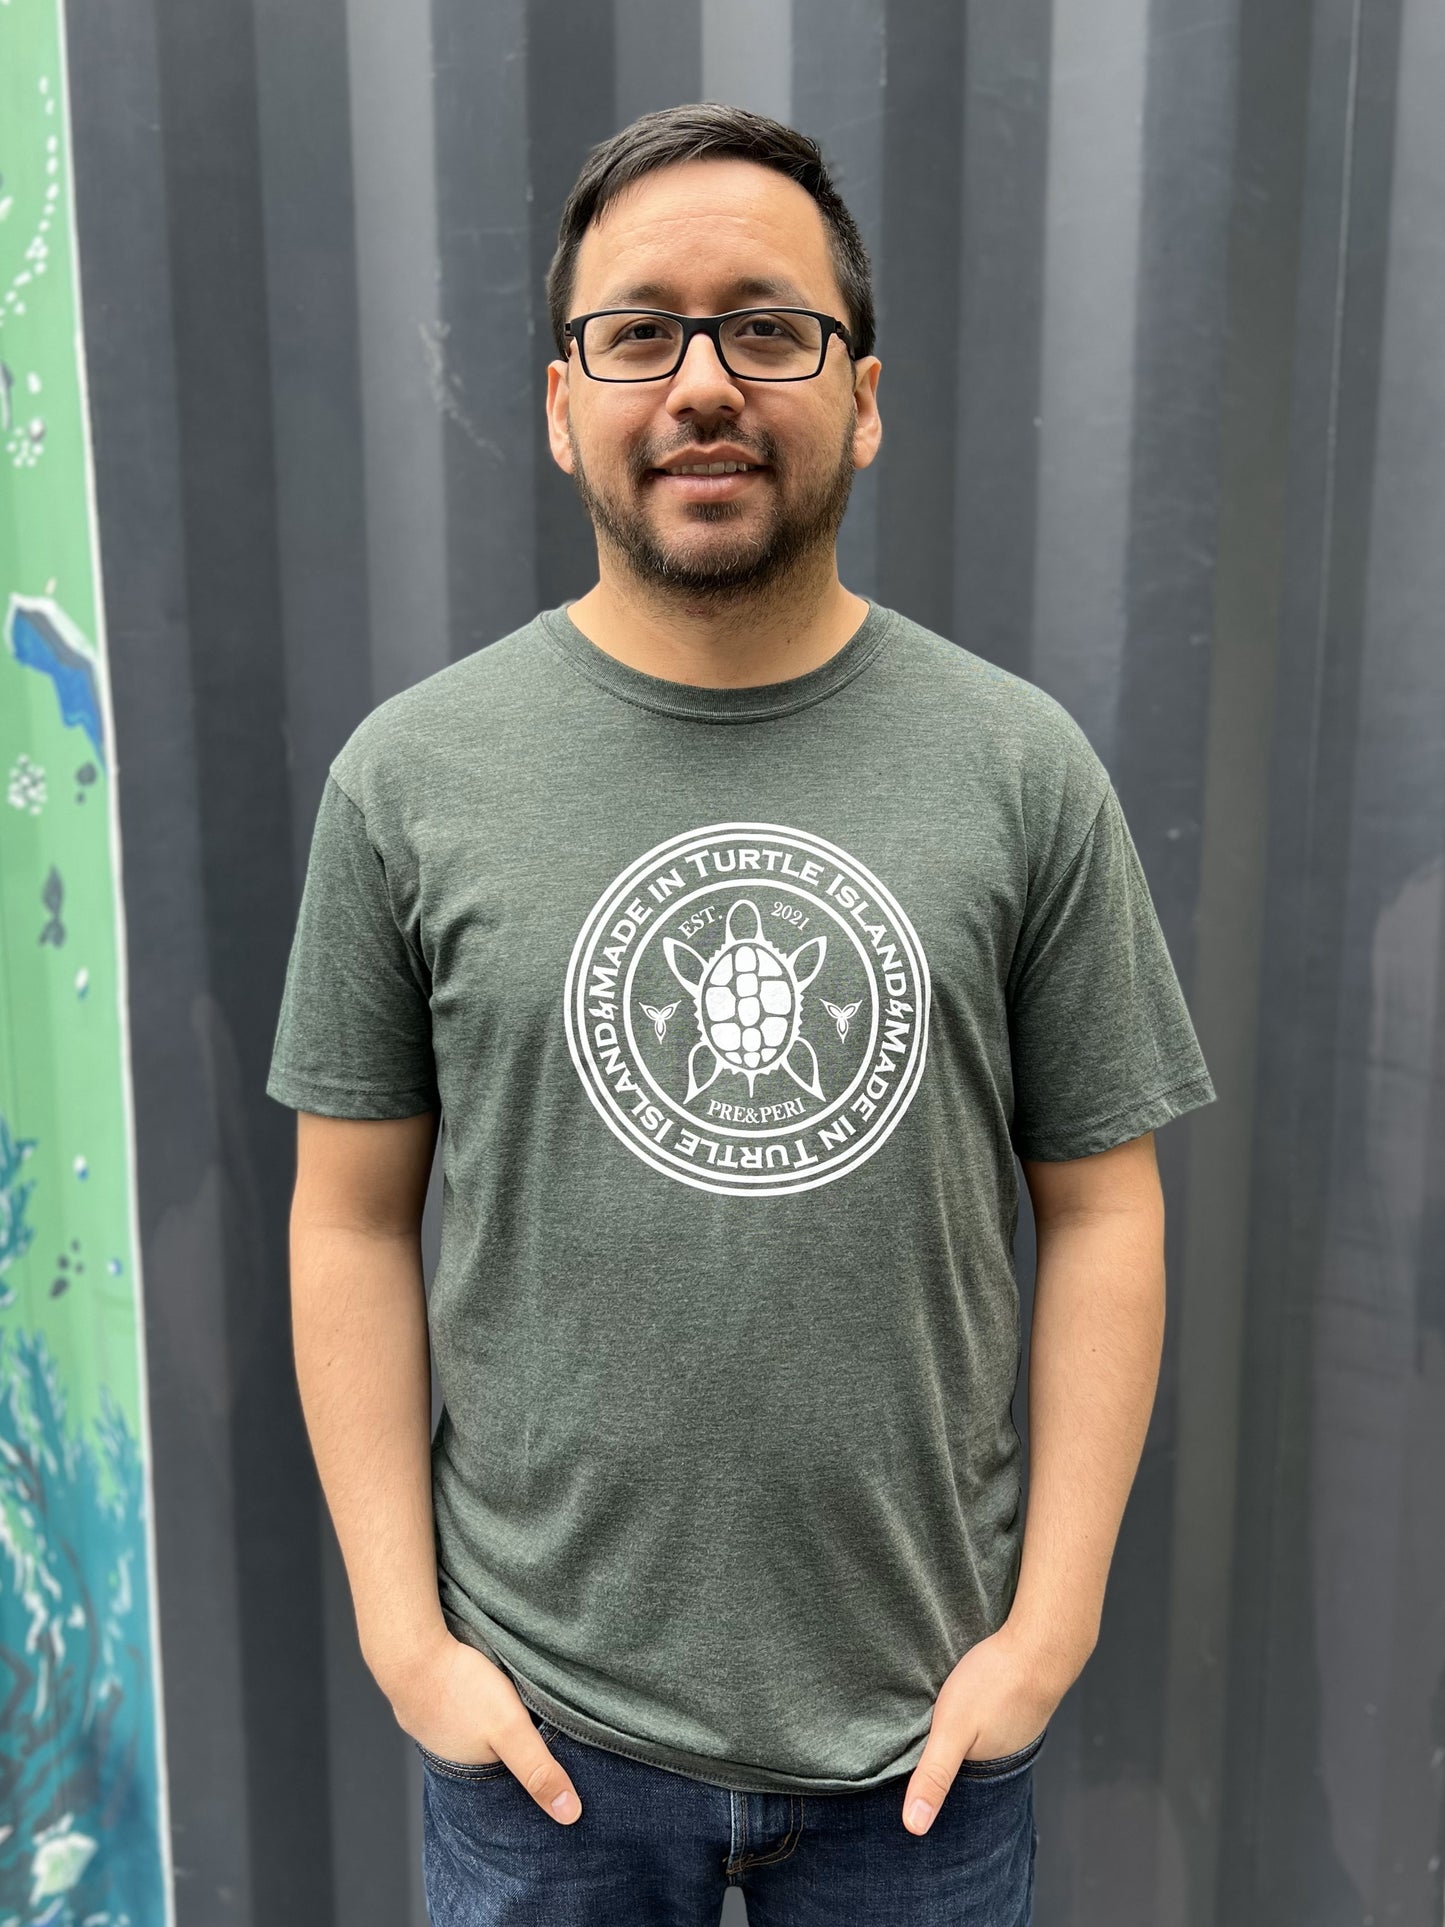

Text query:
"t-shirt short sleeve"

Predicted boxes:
[[1006, 782, 1216, 1160], [265, 771, 440, 1119]]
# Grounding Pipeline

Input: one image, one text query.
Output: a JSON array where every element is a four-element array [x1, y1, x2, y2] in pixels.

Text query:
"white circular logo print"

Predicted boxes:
[[563, 822, 931, 1196]]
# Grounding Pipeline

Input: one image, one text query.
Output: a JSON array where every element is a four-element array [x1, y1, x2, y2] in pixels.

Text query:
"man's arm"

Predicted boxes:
[[289, 1109, 446, 1679], [899, 1129, 1166, 1834], [288, 1109, 582, 1824], [1007, 1129, 1166, 1677]]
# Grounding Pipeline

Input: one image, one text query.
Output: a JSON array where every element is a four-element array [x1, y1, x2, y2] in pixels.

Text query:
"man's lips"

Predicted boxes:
[[646, 464, 771, 500]]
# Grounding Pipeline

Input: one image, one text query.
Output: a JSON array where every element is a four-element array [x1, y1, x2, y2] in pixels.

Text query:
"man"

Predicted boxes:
[[267, 102, 1216, 1924]]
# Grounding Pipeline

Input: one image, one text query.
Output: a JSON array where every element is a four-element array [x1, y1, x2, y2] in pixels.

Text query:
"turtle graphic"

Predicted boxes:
[[662, 898, 827, 1103]]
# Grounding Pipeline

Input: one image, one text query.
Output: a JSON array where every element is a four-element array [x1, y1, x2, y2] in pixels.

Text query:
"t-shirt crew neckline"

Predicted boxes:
[[536, 596, 897, 723]]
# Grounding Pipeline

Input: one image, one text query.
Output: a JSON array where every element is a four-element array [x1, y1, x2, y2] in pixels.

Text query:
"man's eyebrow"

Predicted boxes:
[[592, 275, 815, 310]]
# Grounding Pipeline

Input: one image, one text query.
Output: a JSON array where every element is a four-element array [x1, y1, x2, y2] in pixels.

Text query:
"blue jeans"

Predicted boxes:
[[418, 1716, 1042, 1925]]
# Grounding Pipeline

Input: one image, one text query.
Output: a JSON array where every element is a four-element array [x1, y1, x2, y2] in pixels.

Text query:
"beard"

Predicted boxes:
[[566, 413, 858, 605]]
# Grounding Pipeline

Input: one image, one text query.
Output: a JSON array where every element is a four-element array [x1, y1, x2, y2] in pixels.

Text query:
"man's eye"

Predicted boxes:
[[737, 315, 806, 344]]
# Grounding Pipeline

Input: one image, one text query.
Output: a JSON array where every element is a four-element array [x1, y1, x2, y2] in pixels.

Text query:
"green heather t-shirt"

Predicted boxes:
[[265, 597, 1216, 1795]]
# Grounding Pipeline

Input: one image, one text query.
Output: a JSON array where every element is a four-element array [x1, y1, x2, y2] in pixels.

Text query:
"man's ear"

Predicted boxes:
[[545, 358, 575, 474], [851, 355, 882, 472]]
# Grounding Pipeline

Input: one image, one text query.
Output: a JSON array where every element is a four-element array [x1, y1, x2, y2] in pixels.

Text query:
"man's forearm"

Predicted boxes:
[[290, 1220, 447, 1693], [1004, 1200, 1166, 1685]]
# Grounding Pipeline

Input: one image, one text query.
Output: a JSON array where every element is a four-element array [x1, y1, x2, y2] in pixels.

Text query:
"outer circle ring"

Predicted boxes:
[[563, 822, 932, 1197]]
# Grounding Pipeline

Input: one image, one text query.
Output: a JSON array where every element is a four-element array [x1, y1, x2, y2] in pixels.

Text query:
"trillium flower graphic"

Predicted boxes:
[[639, 999, 679, 1042], [820, 998, 862, 1041]]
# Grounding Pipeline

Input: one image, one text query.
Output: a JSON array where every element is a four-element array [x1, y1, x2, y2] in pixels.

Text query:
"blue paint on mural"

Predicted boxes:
[[0, 1113, 38, 1309], [6, 600, 106, 771]]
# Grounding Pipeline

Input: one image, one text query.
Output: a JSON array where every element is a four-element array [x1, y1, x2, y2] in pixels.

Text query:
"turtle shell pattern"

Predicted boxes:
[[661, 898, 827, 1102], [702, 935, 792, 1070]]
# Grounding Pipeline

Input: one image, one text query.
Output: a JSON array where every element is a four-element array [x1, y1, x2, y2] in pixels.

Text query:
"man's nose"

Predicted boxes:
[[665, 329, 744, 414]]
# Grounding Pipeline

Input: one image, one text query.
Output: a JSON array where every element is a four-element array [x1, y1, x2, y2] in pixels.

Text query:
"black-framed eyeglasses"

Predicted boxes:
[[563, 307, 856, 383]]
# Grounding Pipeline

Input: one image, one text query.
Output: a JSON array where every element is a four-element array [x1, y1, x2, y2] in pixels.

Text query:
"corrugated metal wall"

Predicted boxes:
[[65, 0, 1444, 1920]]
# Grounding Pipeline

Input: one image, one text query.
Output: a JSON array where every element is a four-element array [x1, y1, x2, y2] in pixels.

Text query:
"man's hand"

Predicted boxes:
[[900, 1623, 1078, 1836], [383, 1630, 582, 1825]]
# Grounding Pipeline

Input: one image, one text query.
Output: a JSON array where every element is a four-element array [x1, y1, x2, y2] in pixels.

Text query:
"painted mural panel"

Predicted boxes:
[[0, 4, 168, 1923]]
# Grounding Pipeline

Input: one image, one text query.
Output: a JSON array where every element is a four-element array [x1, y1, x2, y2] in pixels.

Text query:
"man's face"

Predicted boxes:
[[546, 157, 882, 603]]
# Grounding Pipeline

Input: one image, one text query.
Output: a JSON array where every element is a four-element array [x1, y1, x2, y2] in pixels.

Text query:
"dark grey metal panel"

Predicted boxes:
[[1038, 1, 1247, 1919], [615, 0, 702, 129], [793, 0, 887, 598], [875, 0, 966, 638], [703, 0, 792, 123], [434, 0, 540, 660], [251, 0, 376, 787], [952, 2, 1053, 679], [526, 0, 619, 613], [143, 0, 336, 1900], [1219, 2, 1419, 1921], [344, 0, 452, 700], [1156, 1, 1317, 1921]]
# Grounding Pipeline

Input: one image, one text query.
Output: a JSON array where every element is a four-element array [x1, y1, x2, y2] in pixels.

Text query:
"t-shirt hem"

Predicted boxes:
[[439, 1604, 925, 1796], [264, 1070, 439, 1119], [509, 1676, 922, 1796], [1012, 1068, 1217, 1161]]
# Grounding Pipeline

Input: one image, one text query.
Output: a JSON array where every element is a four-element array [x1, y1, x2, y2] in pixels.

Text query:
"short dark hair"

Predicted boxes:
[[545, 102, 876, 363]]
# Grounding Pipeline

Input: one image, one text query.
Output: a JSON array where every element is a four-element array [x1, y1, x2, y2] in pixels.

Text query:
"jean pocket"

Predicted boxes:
[[415, 1714, 564, 1782], [953, 1727, 1047, 1781]]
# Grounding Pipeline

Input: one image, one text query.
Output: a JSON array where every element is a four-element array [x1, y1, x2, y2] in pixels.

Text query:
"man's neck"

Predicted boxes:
[[562, 566, 871, 690]]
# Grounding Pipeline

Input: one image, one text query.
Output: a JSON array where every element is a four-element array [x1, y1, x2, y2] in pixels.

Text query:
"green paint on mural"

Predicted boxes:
[[2, 595, 138, 1436], [0, 2, 167, 1922]]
